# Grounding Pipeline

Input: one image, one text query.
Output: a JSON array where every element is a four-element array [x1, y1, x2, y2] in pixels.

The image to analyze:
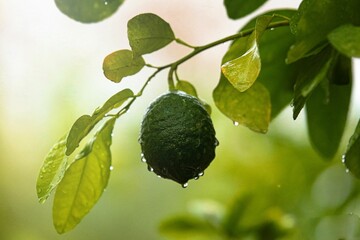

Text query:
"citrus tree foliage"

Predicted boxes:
[[39, 0, 360, 234]]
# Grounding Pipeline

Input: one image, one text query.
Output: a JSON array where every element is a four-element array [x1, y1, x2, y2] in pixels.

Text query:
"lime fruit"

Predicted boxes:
[[139, 91, 218, 186]]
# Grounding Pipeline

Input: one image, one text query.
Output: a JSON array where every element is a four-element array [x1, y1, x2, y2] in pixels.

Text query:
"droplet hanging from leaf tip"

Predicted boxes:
[[182, 182, 188, 188]]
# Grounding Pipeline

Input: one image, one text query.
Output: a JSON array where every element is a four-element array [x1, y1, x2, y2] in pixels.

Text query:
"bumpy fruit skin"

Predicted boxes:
[[139, 91, 217, 185]]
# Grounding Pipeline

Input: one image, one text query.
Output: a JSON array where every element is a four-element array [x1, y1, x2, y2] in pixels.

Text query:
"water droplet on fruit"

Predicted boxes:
[[182, 182, 188, 188], [110, 166, 114, 171], [104, 1, 108, 5], [147, 165, 154, 172], [157, 175, 162, 178], [346, 168, 350, 173], [270, 28, 275, 31], [140, 153, 147, 163], [198, 171, 204, 177], [342, 154, 346, 163], [214, 138, 219, 146], [233, 121, 239, 126], [194, 176, 199, 180]]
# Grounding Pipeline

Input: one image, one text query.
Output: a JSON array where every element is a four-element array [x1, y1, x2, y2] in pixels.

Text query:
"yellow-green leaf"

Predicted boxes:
[[53, 118, 116, 234], [36, 135, 69, 204], [221, 15, 273, 92], [127, 13, 175, 56], [66, 88, 133, 155], [103, 49, 145, 83], [176, 80, 198, 97], [213, 78, 271, 133]]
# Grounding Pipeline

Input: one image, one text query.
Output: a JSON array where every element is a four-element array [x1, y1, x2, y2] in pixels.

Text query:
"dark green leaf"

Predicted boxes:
[[344, 120, 360, 178], [292, 46, 335, 119], [287, 0, 360, 63], [127, 13, 175, 56], [103, 50, 145, 83], [328, 24, 360, 58], [306, 77, 352, 159], [55, 0, 124, 23], [224, 0, 268, 19], [53, 118, 116, 234], [66, 88, 133, 155], [36, 135, 69, 203], [221, 15, 273, 92], [214, 79, 271, 133]]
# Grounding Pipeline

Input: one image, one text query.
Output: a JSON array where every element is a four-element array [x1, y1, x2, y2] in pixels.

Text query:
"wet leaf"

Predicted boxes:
[[53, 118, 116, 234], [214, 78, 271, 133], [344, 120, 360, 178], [127, 13, 175, 56], [287, 0, 360, 63], [328, 24, 360, 58], [55, 0, 124, 23], [103, 50, 145, 83], [36, 135, 69, 203], [221, 15, 273, 92], [66, 88, 133, 155], [306, 79, 352, 159], [224, 0, 268, 19]]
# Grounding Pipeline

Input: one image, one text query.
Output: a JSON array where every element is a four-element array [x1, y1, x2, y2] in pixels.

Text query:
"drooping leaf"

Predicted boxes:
[[306, 74, 352, 159], [36, 135, 69, 204], [214, 10, 296, 130], [224, 0, 268, 19], [328, 24, 360, 58], [55, 0, 124, 23], [66, 88, 133, 155], [127, 13, 175, 56], [176, 80, 198, 97], [103, 50, 145, 83], [214, 79, 271, 133], [292, 46, 335, 119], [344, 120, 360, 178], [287, 0, 360, 63], [53, 118, 116, 234], [221, 15, 273, 92]]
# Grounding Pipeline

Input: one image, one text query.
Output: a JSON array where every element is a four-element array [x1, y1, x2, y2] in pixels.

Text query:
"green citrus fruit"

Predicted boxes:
[[139, 91, 218, 186]]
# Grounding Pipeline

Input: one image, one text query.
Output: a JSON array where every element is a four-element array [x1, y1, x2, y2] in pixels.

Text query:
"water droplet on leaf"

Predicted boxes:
[[110, 166, 114, 171], [182, 182, 188, 188], [233, 121, 239, 126], [346, 168, 350, 173], [342, 154, 346, 163]]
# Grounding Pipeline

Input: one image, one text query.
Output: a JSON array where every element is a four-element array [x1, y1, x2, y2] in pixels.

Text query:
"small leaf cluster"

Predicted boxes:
[[41, 0, 360, 234]]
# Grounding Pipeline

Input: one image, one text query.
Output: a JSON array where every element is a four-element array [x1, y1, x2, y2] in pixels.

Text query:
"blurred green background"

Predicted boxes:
[[1, 0, 360, 239]]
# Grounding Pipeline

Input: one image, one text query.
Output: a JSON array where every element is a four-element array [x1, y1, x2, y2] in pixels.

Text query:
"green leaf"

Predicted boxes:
[[175, 80, 212, 115], [292, 46, 335, 119], [53, 118, 116, 234], [306, 78, 352, 159], [221, 15, 273, 92], [287, 0, 360, 63], [66, 88, 133, 155], [55, 0, 124, 23], [344, 120, 360, 178], [103, 50, 145, 83], [214, 10, 296, 130], [224, 0, 268, 19], [214, 79, 271, 133], [36, 135, 69, 204], [176, 80, 198, 97], [328, 24, 360, 58], [127, 13, 175, 56]]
